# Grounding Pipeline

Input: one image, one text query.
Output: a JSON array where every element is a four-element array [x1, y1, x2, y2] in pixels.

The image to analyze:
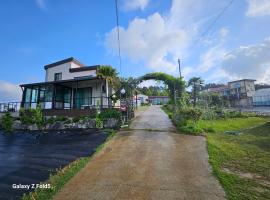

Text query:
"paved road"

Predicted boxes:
[[54, 106, 226, 200]]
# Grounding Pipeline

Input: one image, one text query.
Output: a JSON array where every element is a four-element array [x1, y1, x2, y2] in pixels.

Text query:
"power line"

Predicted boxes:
[[190, 0, 235, 50], [114, 0, 122, 75], [201, 0, 235, 38]]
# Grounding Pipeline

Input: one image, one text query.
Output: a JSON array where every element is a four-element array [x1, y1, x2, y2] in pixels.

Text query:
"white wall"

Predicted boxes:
[[45, 62, 97, 82]]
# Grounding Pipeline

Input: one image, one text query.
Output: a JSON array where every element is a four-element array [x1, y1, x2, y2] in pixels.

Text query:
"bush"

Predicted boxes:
[[34, 105, 44, 129], [175, 107, 202, 126], [99, 109, 121, 120], [19, 108, 34, 125], [55, 116, 68, 122], [178, 120, 203, 135], [46, 117, 56, 125], [1, 113, 13, 133], [72, 117, 81, 123], [201, 109, 217, 120], [95, 117, 103, 129], [20, 106, 45, 129]]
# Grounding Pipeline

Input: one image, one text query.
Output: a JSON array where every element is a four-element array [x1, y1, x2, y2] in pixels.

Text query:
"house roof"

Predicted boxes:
[[69, 65, 99, 73], [20, 76, 104, 87], [228, 79, 256, 83], [44, 57, 85, 70]]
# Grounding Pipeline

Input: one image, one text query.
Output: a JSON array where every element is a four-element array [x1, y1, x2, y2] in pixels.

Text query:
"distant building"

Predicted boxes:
[[137, 94, 148, 104], [253, 88, 270, 106], [201, 85, 229, 96], [148, 96, 169, 105], [228, 79, 256, 107]]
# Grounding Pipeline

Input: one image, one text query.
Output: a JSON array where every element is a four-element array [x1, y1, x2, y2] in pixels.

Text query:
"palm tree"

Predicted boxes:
[[188, 77, 204, 107], [97, 65, 120, 90]]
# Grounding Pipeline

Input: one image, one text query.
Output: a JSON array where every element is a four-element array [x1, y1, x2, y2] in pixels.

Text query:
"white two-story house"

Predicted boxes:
[[20, 57, 114, 116]]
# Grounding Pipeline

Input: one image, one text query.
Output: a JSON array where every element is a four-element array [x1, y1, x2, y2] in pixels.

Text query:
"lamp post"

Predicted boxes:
[[120, 88, 127, 122]]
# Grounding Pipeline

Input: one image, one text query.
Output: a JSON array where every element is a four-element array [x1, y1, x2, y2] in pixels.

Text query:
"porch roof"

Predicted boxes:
[[20, 76, 104, 88]]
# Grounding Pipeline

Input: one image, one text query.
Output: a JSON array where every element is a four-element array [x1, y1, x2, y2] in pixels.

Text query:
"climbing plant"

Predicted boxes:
[[138, 72, 185, 104]]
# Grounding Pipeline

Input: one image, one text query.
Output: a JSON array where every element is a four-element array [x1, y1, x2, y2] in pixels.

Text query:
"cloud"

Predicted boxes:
[[36, 0, 47, 10], [198, 28, 229, 73], [122, 0, 150, 11], [222, 38, 270, 83], [105, 0, 228, 77], [246, 0, 270, 17], [106, 0, 208, 74], [0, 81, 22, 102]]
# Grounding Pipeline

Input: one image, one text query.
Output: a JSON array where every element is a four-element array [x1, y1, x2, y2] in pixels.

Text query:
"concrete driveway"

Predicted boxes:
[[54, 106, 226, 200]]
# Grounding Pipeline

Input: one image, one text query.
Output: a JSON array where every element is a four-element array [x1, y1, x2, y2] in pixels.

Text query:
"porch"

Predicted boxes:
[[20, 77, 115, 113]]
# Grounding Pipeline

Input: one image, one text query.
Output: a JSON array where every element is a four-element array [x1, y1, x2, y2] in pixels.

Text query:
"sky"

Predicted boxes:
[[0, 0, 270, 101]]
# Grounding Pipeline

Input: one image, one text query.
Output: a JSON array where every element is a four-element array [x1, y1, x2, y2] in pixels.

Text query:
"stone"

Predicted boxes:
[[104, 118, 119, 129], [224, 131, 241, 135], [48, 121, 65, 130], [85, 119, 96, 129], [28, 124, 38, 131], [12, 120, 28, 130]]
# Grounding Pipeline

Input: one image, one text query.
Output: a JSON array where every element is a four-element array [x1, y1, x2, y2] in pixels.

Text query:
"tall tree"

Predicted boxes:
[[97, 65, 120, 90], [188, 77, 204, 107]]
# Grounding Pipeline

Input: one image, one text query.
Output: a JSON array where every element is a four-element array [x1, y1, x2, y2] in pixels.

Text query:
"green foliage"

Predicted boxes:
[[98, 109, 121, 120], [1, 112, 13, 133], [97, 65, 120, 90], [72, 117, 81, 123], [197, 117, 267, 133], [201, 109, 217, 120], [19, 108, 34, 125], [46, 117, 56, 125], [178, 120, 203, 135], [95, 117, 103, 129], [139, 72, 185, 103], [207, 120, 270, 200], [55, 116, 68, 122], [138, 86, 169, 96], [20, 106, 45, 129], [34, 105, 44, 129], [188, 77, 204, 107]]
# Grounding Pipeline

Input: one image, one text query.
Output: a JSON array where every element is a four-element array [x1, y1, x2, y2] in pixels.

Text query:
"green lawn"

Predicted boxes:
[[162, 105, 270, 199], [198, 117, 267, 133], [205, 118, 270, 200]]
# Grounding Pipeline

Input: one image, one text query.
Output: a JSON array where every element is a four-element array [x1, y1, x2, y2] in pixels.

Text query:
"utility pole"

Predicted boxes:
[[178, 58, 182, 78]]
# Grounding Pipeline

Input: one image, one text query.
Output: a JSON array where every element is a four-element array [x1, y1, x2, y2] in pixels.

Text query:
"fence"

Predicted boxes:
[[253, 95, 270, 106], [0, 102, 21, 113]]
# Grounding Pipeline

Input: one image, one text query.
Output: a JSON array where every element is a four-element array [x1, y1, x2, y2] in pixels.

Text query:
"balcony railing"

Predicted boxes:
[[0, 102, 21, 113], [0, 97, 120, 113]]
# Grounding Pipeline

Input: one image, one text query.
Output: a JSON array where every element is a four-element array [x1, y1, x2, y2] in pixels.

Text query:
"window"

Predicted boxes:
[[54, 73, 62, 81]]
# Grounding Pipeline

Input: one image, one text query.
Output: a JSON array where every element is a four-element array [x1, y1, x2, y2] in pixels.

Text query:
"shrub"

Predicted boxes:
[[20, 106, 45, 129], [34, 105, 44, 129], [95, 117, 103, 129], [46, 117, 56, 125], [178, 120, 203, 135], [201, 109, 217, 120], [72, 117, 81, 123], [1, 112, 13, 133], [19, 108, 34, 125], [55, 116, 68, 122], [99, 109, 121, 120]]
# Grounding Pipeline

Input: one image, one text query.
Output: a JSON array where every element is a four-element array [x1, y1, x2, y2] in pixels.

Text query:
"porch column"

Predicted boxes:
[[52, 84, 56, 109]]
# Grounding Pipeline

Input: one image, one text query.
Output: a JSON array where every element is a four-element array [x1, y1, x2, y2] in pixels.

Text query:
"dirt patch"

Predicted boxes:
[[222, 167, 270, 187]]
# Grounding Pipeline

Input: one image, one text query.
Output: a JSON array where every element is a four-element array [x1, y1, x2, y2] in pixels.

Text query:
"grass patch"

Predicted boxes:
[[206, 119, 270, 200], [162, 105, 270, 199], [21, 129, 116, 200], [198, 117, 268, 133]]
